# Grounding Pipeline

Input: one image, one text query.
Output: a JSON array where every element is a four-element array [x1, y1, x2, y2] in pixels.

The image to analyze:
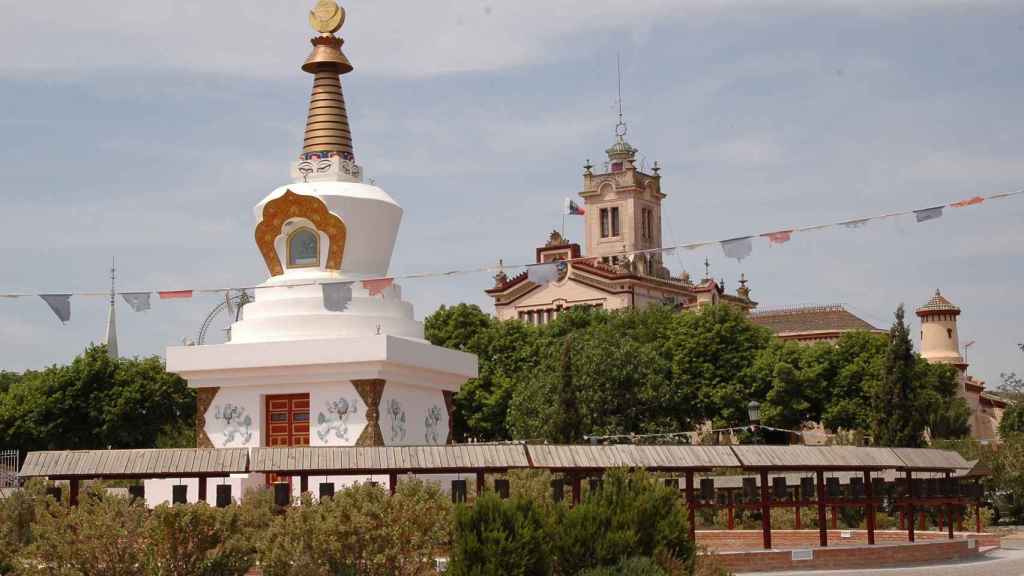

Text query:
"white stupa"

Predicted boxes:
[[149, 0, 477, 504]]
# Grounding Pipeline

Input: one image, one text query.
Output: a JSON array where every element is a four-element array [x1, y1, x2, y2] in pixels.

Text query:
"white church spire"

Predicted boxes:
[[105, 259, 118, 359]]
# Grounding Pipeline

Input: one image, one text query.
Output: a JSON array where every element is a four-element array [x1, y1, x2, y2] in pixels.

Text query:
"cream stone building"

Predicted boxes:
[[915, 290, 1007, 442], [483, 121, 1008, 443], [486, 129, 755, 321]]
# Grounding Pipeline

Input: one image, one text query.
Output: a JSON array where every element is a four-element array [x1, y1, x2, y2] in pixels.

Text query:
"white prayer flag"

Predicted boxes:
[[40, 294, 72, 323], [322, 282, 354, 312], [721, 237, 753, 262], [528, 262, 561, 286], [121, 292, 152, 312]]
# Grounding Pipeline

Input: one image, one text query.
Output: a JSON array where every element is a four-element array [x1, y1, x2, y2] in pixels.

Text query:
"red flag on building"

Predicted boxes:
[[159, 290, 194, 300]]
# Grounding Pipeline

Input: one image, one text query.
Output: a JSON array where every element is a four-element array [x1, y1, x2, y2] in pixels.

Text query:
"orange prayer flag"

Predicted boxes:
[[762, 230, 793, 245], [950, 196, 984, 208]]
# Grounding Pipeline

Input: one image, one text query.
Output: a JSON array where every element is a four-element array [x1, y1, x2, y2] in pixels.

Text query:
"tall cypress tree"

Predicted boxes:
[[555, 335, 583, 444], [872, 305, 925, 447]]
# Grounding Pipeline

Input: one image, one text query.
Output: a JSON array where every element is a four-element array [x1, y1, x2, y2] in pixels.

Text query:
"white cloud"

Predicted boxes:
[[0, 0, 1012, 78]]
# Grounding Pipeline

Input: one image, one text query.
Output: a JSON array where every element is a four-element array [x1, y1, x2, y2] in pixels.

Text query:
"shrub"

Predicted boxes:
[[553, 469, 694, 575], [259, 480, 451, 576], [447, 492, 552, 576], [144, 503, 253, 576], [314, 479, 451, 576], [18, 484, 148, 576], [578, 556, 668, 576], [259, 495, 327, 576], [0, 482, 44, 574]]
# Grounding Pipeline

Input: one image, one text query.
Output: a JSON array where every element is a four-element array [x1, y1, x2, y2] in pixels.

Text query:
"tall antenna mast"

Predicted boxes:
[[615, 53, 627, 139], [110, 257, 116, 305], [105, 257, 119, 359]]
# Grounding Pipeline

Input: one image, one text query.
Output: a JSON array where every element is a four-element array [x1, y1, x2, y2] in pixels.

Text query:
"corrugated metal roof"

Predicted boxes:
[[17, 445, 974, 478], [526, 445, 740, 470], [249, 444, 531, 473], [18, 449, 248, 478], [890, 448, 971, 471], [730, 445, 905, 470]]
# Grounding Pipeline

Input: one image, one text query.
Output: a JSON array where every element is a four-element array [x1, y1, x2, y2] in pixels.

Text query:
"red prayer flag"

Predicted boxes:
[[159, 290, 194, 300], [950, 196, 984, 208], [362, 278, 394, 297], [762, 230, 793, 245]]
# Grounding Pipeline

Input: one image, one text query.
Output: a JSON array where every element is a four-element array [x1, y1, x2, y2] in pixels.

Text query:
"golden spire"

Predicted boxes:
[[301, 0, 355, 160]]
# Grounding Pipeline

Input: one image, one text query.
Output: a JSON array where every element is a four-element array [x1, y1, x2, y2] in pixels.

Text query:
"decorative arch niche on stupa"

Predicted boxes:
[[255, 190, 348, 276]]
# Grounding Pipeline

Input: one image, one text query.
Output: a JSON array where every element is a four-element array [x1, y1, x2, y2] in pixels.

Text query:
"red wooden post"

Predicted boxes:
[[476, 471, 485, 497], [760, 471, 772, 550], [943, 470, 953, 539], [830, 506, 838, 529], [947, 505, 954, 539], [727, 492, 735, 530], [907, 470, 915, 543], [919, 510, 926, 530], [864, 470, 875, 545], [389, 473, 397, 496], [899, 510, 905, 530], [198, 477, 208, 503], [790, 481, 798, 528], [572, 475, 582, 506], [685, 471, 696, 543], [975, 480, 982, 533], [816, 470, 827, 547], [69, 479, 80, 507]]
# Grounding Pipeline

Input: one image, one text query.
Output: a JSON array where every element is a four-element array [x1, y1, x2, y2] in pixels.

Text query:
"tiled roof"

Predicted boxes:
[[915, 290, 960, 315], [749, 305, 881, 335]]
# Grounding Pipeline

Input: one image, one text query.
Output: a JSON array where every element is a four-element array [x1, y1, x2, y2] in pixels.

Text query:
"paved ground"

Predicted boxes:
[[739, 546, 1024, 576]]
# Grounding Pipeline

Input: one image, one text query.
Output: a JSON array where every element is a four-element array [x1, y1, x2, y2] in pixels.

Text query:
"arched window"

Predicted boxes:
[[287, 227, 320, 268]]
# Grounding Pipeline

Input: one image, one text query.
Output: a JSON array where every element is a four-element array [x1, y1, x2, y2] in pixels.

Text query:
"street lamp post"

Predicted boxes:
[[747, 400, 762, 445]]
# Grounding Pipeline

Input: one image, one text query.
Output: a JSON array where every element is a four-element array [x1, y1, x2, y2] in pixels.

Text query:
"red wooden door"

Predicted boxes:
[[266, 394, 310, 485]]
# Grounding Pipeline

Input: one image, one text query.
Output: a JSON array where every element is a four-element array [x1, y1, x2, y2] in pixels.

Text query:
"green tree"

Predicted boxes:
[[667, 304, 772, 427], [916, 361, 971, 440], [1000, 403, 1024, 437], [554, 335, 583, 444], [508, 307, 682, 441], [0, 371, 18, 396], [425, 304, 542, 441], [762, 363, 810, 430], [424, 303, 494, 352], [871, 306, 926, 447], [0, 345, 195, 451], [821, 332, 887, 432]]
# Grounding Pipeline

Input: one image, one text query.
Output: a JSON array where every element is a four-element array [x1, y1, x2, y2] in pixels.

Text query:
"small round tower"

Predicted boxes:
[[915, 290, 966, 371]]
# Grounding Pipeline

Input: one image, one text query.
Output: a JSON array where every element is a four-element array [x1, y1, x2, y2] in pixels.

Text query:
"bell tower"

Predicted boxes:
[[579, 58, 667, 276], [579, 127, 666, 276]]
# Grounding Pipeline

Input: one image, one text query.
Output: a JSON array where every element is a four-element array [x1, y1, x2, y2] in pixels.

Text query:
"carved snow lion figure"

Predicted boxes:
[[317, 397, 358, 442], [387, 398, 407, 442], [214, 403, 253, 446], [424, 405, 443, 445]]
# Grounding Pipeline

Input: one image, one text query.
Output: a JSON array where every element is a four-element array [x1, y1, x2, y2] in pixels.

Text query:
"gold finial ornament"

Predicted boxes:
[[309, 0, 345, 34]]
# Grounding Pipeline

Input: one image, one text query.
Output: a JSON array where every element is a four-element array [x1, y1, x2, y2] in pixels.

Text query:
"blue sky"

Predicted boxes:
[[0, 1, 1021, 388]]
